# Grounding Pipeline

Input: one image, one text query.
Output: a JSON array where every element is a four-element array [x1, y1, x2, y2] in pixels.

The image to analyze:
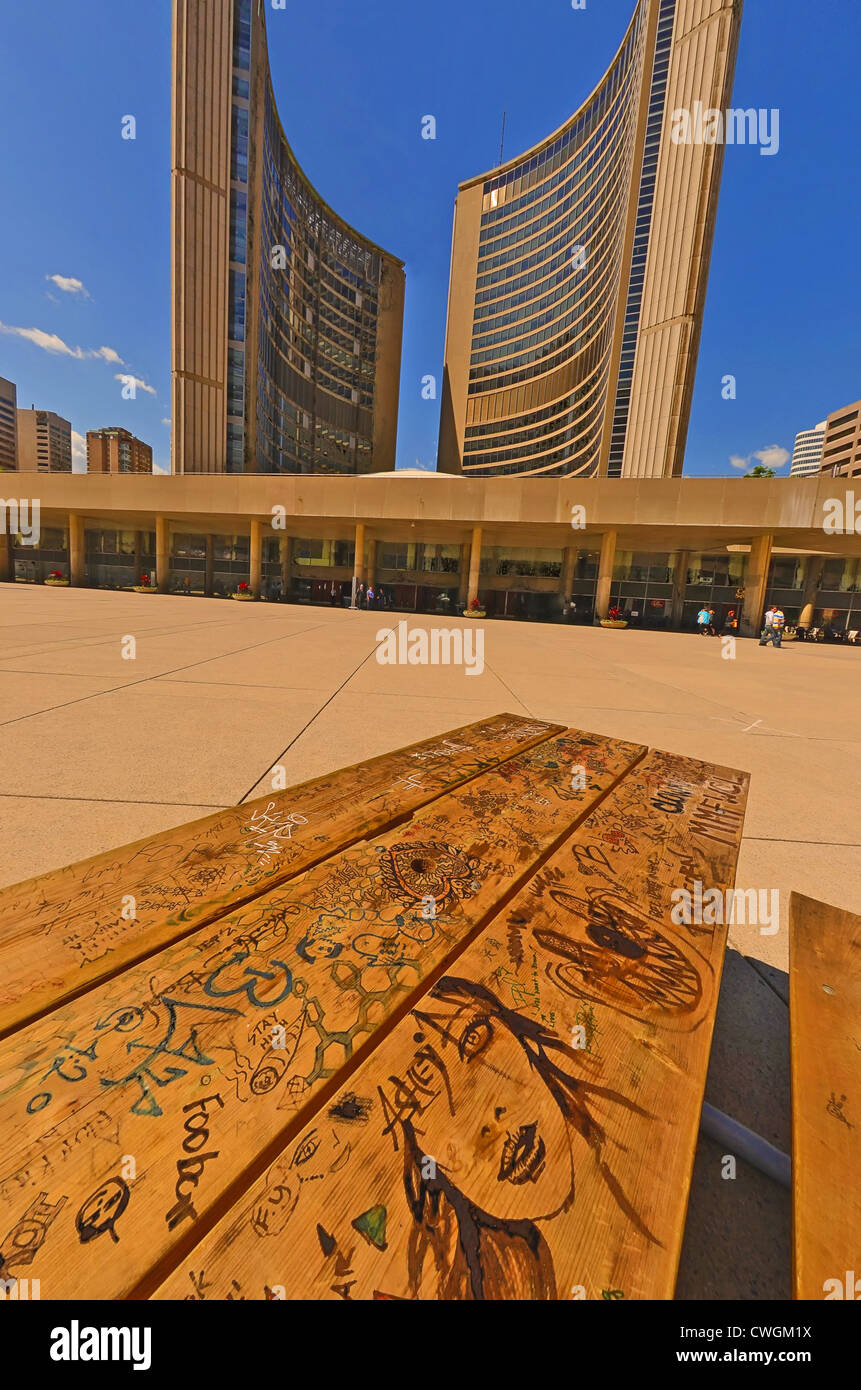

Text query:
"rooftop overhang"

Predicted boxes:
[[10, 474, 861, 558]]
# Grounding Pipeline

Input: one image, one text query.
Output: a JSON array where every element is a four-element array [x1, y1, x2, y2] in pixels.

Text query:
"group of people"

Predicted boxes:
[[759, 605, 786, 648], [354, 582, 390, 610], [696, 606, 738, 636], [696, 603, 786, 645]]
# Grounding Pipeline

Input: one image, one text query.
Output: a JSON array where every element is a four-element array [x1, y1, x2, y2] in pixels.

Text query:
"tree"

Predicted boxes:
[[744, 464, 776, 478]]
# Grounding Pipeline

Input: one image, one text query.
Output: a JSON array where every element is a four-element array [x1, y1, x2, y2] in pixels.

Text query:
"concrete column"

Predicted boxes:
[[670, 550, 690, 630], [798, 555, 824, 630], [561, 546, 578, 598], [155, 515, 170, 594], [467, 526, 483, 605], [595, 529, 617, 620], [280, 536, 291, 597], [458, 543, 469, 605], [0, 530, 11, 584], [353, 522, 366, 586], [69, 513, 85, 587], [250, 519, 262, 599], [204, 534, 214, 596], [739, 534, 773, 638], [367, 538, 377, 588]]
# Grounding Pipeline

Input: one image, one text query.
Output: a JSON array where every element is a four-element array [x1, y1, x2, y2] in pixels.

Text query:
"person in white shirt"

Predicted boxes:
[[760, 606, 785, 648]]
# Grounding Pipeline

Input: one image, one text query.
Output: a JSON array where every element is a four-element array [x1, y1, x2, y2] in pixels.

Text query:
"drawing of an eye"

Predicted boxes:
[[292, 1131, 320, 1166], [458, 1015, 493, 1063], [97, 1006, 144, 1033]]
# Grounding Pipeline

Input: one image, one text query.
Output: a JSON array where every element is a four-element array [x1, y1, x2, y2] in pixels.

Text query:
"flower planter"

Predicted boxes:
[[782, 630, 797, 642], [132, 585, 157, 594], [600, 618, 628, 629], [44, 577, 69, 587], [462, 609, 486, 618], [231, 592, 255, 601]]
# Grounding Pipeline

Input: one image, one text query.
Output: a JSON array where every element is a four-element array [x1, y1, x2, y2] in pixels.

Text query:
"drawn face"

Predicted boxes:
[[250, 1127, 352, 1238], [76, 1177, 130, 1244], [411, 995, 574, 1222], [296, 934, 343, 963]]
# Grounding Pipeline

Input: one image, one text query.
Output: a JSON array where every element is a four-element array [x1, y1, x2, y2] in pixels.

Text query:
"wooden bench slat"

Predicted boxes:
[[151, 748, 749, 1301], [0, 730, 645, 1299], [790, 892, 861, 1301], [0, 714, 563, 1038]]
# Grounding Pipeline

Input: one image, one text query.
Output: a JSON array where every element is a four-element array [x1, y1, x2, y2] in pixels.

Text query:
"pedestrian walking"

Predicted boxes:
[[759, 605, 786, 648], [697, 606, 710, 635]]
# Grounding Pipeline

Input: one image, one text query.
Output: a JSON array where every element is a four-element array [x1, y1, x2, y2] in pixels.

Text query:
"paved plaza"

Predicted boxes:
[[2, 581, 859, 1297]]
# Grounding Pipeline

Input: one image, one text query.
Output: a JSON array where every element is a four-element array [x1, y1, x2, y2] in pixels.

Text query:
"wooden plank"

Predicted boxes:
[[152, 747, 749, 1302], [789, 892, 861, 1301], [0, 714, 563, 1038], [0, 730, 645, 1299]]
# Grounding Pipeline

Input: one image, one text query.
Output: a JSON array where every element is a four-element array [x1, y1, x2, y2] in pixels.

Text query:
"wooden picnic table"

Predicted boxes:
[[790, 893, 861, 1301], [0, 715, 751, 1300]]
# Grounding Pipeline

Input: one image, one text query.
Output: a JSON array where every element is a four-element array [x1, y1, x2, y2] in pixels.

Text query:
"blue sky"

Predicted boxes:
[[0, 0, 858, 476]]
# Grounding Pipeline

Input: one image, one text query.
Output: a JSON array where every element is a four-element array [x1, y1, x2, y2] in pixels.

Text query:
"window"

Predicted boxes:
[[294, 540, 324, 563]]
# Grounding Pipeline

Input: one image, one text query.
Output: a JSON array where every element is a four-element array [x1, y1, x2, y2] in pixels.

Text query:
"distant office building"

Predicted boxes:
[[820, 399, 861, 479], [0, 377, 18, 472], [171, 0, 405, 475], [438, 0, 743, 478], [17, 408, 73, 473], [87, 427, 153, 475], [790, 422, 826, 478]]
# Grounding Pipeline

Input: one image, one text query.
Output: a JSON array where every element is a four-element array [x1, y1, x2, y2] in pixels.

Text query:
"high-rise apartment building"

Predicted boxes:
[[0, 377, 18, 472], [790, 422, 826, 478], [17, 408, 73, 472], [819, 399, 861, 479], [438, 0, 743, 478], [87, 427, 153, 475], [171, 0, 405, 475]]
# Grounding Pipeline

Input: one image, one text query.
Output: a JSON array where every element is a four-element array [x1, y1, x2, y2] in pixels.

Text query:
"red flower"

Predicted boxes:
[[49, 570, 63, 579], [238, 581, 249, 592], [608, 605, 622, 620], [139, 574, 150, 585]]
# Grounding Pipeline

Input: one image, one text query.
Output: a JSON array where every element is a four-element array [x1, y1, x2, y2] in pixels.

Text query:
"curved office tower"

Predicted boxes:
[[439, 0, 743, 479], [172, 0, 405, 474]]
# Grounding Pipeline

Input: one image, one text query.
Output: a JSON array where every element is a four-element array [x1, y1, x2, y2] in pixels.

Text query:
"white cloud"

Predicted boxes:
[[71, 430, 88, 473], [115, 372, 157, 397], [46, 273, 90, 298], [0, 320, 124, 364], [161, 417, 171, 426], [729, 445, 791, 473], [753, 444, 790, 471]]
